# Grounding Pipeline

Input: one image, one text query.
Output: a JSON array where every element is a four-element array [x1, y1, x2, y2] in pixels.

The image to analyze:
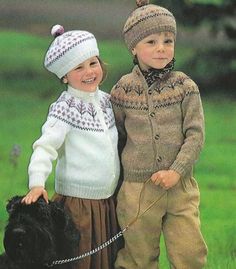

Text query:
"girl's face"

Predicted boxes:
[[64, 56, 103, 92], [132, 32, 175, 70]]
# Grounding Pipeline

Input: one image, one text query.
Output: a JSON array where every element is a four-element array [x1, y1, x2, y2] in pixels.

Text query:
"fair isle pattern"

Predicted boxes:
[[111, 82, 148, 110], [152, 75, 186, 93], [48, 92, 115, 131], [100, 95, 116, 128], [152, 84, 199, 109], [45, 32, 95, 68], [124, 12, 174, 34], [111, 73, 199, 111], [111, 95, 148, 111]]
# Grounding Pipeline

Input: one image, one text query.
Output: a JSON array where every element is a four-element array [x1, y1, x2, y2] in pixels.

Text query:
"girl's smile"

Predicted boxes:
[[64, 56, 103, 92]]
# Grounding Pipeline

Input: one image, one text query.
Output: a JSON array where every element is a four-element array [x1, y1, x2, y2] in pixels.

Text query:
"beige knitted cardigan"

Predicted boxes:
[[111, 65, 205, 182]]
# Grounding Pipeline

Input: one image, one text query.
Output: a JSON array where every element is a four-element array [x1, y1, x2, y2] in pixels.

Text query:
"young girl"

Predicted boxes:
[[22, 24, 120, 269], [111, 1, 208, 268]]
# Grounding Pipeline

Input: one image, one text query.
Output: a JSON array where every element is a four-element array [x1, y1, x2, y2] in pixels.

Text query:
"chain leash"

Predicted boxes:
[[46, 178, 166, 267], [46, 228, 127, 267]]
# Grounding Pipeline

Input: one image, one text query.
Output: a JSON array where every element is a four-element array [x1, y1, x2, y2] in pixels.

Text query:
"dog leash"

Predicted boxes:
[[46, 178, 166, 267]]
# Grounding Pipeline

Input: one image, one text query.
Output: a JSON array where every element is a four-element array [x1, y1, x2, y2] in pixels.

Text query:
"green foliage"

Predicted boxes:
[[184, 44, 236, 96], [155, 0, 235, 24], [189, 0, 225, 5]]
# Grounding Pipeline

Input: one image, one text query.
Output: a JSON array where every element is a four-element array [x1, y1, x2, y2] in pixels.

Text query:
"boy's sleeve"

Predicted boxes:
[[110, 83, 127, 155], [28, 117, 70, 189], [170, 81, 205, 177]]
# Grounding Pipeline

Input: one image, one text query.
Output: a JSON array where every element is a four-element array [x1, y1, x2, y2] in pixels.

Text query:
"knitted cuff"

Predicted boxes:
[[169, 161, 190, 178], [29, 174, 46, 189]]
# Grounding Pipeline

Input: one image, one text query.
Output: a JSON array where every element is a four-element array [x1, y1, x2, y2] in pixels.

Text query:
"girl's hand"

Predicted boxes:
[[151, 170, 180, 190], [21, 187, 48, 204]]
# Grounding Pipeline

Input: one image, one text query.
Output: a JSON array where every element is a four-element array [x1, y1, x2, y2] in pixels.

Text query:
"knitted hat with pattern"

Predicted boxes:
[[123, 0, 177, 51], [44, 25, 99, 78]]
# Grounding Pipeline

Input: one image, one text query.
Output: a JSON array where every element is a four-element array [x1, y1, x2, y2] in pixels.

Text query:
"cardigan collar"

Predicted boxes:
[[67, 85, 99, 100]]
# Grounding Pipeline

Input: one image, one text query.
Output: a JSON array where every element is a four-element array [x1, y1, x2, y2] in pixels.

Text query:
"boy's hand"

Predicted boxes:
[[21, 187, 48, 204], [151, 170, 180, 190]]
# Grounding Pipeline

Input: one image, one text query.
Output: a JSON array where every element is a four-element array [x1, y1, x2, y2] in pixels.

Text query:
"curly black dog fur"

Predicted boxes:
[[0, 196, 80, 269]]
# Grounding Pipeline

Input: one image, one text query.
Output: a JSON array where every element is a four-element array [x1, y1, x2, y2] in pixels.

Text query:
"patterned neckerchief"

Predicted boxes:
[[140, 58, 175, 87]]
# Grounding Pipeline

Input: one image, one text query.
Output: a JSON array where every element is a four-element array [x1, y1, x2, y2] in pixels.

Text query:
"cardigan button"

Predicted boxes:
[[148, 89, 152, 95], [149, 112, 155, 117], [155, 134, 160, 140], [157, 156, 162, 162]]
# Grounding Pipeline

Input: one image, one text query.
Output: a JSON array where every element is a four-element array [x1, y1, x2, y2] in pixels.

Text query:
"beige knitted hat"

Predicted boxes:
[[123, 0, 177, 51], [44, 25, 99, 78]]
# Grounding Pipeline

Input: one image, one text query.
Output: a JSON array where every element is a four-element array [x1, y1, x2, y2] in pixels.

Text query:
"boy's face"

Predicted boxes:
[[64, 56, 103, 92], [132, 32, 175, 70]]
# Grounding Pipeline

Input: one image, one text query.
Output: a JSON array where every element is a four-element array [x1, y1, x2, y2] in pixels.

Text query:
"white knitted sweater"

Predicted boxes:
[[28, 86, 120, 199]]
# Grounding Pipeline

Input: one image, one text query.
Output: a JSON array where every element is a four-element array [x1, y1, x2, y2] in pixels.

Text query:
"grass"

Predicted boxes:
[[194, 98, 236, 268], [0, 31, 236, 268]]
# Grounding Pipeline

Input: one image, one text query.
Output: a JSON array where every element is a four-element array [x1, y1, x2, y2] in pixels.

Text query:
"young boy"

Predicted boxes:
[[111, 1, 208, 268]]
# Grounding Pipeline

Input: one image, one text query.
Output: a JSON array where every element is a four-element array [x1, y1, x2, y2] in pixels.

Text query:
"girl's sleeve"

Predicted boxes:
[[28, 117, 70, 189], [170, 81, 205, 177]]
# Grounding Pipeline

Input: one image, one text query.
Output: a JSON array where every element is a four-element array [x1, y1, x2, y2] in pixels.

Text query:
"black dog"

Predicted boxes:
[[0, 196, 80, 269]]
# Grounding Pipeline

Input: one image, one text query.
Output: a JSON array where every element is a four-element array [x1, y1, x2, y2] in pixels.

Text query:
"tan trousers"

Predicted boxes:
[[115, 178, 208, 269]]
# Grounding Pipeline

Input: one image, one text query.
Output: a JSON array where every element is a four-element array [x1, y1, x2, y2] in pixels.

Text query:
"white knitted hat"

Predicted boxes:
[[44, 25, 99, 78]]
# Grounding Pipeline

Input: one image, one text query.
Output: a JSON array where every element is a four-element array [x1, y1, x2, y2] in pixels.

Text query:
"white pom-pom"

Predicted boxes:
[[51, 24, 65, 38]]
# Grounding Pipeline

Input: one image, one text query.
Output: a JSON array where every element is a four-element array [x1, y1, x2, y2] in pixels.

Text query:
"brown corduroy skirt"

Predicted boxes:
[[52, 194, 121, 269]]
